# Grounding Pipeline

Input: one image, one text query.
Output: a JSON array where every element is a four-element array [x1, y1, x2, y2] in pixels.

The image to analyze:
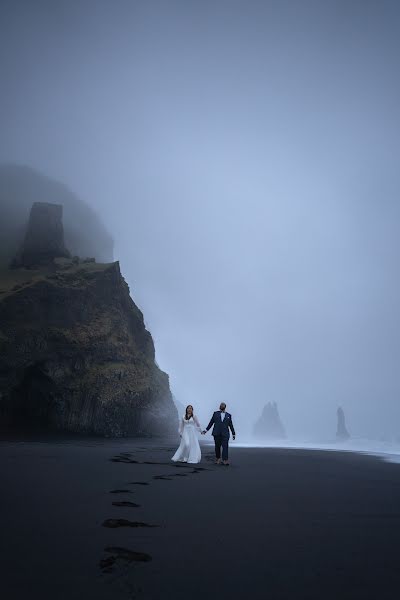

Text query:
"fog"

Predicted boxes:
[[1, 0, 400, 440]]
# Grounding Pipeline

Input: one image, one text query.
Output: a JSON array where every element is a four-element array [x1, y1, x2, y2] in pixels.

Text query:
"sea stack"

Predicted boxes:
[[336, 406, 350, 440], [254, 402, 286, 440]]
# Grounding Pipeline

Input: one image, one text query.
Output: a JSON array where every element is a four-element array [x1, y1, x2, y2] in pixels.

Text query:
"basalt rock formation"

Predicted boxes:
[[336, 406, 350, 440], [0, 164, 114, 267], [0, 202, 177, 437], [254, 402, 286, 440], [12, 202, 70, 267]]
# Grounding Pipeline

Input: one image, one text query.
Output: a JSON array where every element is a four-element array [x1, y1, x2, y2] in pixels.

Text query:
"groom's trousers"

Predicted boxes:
[[213, 435, 229, 461]]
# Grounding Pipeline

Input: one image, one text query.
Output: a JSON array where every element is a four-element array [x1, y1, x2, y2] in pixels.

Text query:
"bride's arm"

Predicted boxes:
[[179, 417, 184, 436], [193, 415, 202, 433]]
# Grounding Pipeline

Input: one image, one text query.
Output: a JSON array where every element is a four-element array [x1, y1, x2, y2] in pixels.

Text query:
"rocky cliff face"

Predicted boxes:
[[0, 204, 177, 437]]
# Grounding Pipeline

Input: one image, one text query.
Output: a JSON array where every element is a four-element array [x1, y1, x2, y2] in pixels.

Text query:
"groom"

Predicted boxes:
[[202, 403, 236, 465]]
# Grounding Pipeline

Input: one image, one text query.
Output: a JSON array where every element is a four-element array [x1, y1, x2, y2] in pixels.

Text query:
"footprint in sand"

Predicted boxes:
[[153, 467, 207, 480], [110, 456, 139, 464], [128, 481, 149, 485], [112, 501, 140, 508], [102, 518, 157, 528], [109, 489, 132, 493], [100, 547, 152, 572]]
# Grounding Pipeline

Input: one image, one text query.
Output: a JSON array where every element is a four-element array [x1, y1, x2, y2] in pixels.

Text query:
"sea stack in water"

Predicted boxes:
[[254, 402, 286, 439], [12, 202, 70, 268], [336, 406, 350, 440], [0, 202, 177, 436]]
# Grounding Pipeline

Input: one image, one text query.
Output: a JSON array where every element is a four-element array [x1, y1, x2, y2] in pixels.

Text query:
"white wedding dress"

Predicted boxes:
[[171, 414, 202, 463]]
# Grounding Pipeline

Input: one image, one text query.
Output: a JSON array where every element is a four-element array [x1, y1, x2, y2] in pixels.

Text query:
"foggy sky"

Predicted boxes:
[[1, 0, 400, 439]]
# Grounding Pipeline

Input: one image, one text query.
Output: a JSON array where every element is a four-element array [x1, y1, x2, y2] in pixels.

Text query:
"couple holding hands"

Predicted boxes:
[[171, 402, 236, 465]]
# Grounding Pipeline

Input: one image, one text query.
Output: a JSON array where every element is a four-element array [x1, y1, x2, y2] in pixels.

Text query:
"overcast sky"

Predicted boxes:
[[1, 0, 400, 439]]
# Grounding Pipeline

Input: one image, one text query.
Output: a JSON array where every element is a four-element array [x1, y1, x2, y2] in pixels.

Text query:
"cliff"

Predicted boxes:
[[0, 204, 177, 437]]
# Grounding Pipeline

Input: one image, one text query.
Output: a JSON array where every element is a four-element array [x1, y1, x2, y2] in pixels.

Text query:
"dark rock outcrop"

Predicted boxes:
[[12, 202, 70, 268], [336, 406, 350, 440], [254, 402, 286, 440], [0, 204, 177, 437], [0, 164, 113, 267]]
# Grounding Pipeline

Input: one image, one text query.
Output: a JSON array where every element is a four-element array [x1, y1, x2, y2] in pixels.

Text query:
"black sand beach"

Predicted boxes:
[[1, 437, 400, 600]]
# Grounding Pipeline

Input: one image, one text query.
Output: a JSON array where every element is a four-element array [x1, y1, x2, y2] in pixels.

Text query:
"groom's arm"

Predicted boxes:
[[229, 416, 236, 438], [206, 413, 215, 431], [203, 413, 215, 434]]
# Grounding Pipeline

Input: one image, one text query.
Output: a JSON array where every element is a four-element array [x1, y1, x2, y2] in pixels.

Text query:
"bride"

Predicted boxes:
[[171, 405, 203, 464]]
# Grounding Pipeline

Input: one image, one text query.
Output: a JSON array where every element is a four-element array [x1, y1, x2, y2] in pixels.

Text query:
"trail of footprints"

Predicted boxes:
[[99, 450, 210, 574]]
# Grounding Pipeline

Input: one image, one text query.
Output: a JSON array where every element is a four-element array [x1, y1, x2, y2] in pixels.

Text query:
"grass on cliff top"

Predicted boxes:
[[0, 260, 115, 300]]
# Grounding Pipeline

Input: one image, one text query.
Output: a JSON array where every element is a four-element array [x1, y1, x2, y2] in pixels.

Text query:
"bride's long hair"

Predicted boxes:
[[184, 405, 194, 420]]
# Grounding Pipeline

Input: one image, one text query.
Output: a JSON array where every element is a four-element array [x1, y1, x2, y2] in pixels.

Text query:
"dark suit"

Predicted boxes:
[[206, 411, 235, 461]]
